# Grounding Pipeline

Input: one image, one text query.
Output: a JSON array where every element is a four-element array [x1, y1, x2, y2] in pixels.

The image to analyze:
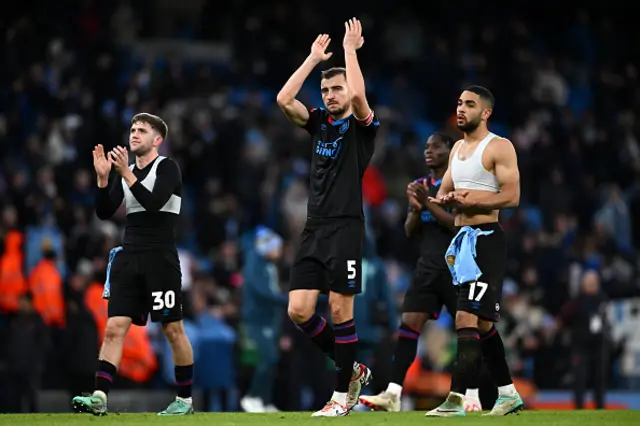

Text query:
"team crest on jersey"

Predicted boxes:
[[321, 124, 327, 130], [446, 254, 456, 267], [339, 120, 350, 134]]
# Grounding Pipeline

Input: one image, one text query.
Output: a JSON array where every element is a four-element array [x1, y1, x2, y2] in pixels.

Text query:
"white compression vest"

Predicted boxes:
[[121, 156, 181, 215], [451, 132, 501, 193]]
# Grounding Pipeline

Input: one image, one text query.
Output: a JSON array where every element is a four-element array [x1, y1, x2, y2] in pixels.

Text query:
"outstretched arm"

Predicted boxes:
[[343, 18, 373, 124], [277, 34, 333, 127]]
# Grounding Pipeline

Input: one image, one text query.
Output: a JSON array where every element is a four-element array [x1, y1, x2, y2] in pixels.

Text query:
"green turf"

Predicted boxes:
[[0, 411, 638, 426]]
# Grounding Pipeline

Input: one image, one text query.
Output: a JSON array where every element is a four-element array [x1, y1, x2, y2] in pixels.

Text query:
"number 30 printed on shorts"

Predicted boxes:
[[151, 290, 176, 311]]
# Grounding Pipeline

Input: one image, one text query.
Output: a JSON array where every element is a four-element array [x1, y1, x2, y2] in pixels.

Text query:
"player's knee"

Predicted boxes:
[[455, 310, 479, 329], [401, 312, 429, 330], [287, 290, 318, 323], [287, 302, 314, 324], [161, 320, 185, 344], [328, 293, 354, 323], [104, 317, 131, 343], [477, 319, 493, 334]]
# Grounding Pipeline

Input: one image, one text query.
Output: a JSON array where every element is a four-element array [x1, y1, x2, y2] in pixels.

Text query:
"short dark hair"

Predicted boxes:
[[321, 67, 346, 80], [464, 85, 495, 109], [131, 113, 168, 140], [430, 132, 456, 149]]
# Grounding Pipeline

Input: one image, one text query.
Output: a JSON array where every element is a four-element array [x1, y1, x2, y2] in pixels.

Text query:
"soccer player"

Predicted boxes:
[[72, 113, 195, 416], [360, 132, 477, 411], [426, 86, 524, 416], [276, 18, 379, 417]]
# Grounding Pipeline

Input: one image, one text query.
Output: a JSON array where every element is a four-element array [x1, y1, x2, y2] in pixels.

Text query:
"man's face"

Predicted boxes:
[[129, 121, 160, 155], [424, 135, 450, 168], [456, 90, 492, 132], [321, 74, 351, 116]]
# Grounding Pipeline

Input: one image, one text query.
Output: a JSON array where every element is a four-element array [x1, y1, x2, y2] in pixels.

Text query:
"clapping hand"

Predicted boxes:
[[108, 146, 130, 175], [93, 144, 112, 179]]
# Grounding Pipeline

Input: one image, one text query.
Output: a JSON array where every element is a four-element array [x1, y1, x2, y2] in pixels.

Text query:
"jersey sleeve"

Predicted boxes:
[[302, 108, 324, 135], [355, 110, 380, 141], [128, 158, 181, 212], [96, 174, 124, 220]]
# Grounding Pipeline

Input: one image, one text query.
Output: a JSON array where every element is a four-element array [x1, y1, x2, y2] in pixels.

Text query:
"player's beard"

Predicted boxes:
[[328, 104, 348, 117], [457, 117, 481, 133]]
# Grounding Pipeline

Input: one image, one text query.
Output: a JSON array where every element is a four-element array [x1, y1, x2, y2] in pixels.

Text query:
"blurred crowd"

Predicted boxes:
[[1, 0, 640, 413]]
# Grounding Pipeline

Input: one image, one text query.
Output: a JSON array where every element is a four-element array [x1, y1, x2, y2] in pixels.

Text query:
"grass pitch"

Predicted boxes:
[[0, 410, 638, 426]]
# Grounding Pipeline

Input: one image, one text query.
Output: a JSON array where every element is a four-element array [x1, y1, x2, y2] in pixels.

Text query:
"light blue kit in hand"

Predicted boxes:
[[102, 246, 123, 299], [445, 226, 494, 286]]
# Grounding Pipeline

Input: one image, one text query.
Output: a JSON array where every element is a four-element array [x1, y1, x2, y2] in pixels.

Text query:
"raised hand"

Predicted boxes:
[[108, 146, 130, 175], [310, 34, 333, 62], [343, 18, 364, 54], [93, 144, 112, 179]]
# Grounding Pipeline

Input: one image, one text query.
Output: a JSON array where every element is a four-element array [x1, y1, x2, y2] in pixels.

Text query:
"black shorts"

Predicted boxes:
[[455, 222, 506, 322], [107, 248, 183, 325], [402, 260, 458, 318], [290, 217, 364, 295]]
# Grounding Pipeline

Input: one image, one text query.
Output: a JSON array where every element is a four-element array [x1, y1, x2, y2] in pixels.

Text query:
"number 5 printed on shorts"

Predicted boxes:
[[152, 290, 176, 311], [468, 282, 488, 302], [347, 260, 357, 289]]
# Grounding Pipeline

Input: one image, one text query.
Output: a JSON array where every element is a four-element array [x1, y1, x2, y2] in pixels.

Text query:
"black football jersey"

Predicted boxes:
[[411, 175, 455, 264], [302, 108, 379, 219]]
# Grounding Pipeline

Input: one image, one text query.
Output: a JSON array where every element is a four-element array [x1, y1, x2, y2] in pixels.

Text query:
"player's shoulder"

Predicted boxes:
[[157, 156, 182, 172], [487, 135, 516, 156], [157, 155, 178, 165], [488, 135, 513, 146]]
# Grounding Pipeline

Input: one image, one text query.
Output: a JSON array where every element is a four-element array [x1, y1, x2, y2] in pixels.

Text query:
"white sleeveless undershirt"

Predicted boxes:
[[451, 132, 501, 193]]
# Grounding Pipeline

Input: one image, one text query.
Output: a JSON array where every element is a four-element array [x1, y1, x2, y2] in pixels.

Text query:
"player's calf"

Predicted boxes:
[[289, 290, 337, 359], [72, 316, 130, 415], [332, 318, 358, 406], [159, 320, 195, 415], [391, 322, 421, 381], [428, 320, 482, 416], [451, 310, 482, 392], [479, 322, 518, 396], [449, 327, 482, 393], [478, 321, 522, 416], [292, 313, 336, 360], [327, 293, 359, 408]]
